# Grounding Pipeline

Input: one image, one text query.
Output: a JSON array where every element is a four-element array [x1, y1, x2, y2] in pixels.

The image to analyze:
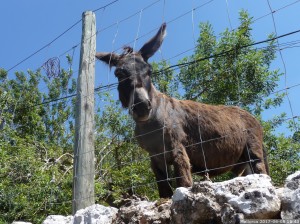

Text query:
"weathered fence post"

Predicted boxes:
[[73, 11, 96, 214]]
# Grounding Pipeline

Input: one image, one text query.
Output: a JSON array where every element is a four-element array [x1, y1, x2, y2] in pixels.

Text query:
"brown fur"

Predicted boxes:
[[96, 23, 269, 198]]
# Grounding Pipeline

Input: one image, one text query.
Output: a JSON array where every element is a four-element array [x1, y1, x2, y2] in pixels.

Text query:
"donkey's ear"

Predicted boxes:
[[139, 23, 167, 61], [95, 52, 120, 67]]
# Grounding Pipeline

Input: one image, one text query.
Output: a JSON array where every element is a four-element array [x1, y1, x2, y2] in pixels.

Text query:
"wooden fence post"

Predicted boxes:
[[72, 11, 96, 214]]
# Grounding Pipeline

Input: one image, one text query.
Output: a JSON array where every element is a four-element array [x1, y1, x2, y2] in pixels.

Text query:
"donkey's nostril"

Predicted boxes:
[[130, 99, 151, 114]]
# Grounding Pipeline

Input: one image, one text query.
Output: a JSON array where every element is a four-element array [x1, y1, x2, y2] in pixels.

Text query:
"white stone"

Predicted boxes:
[[172, 187, 190, 202], [280, 171, 300, 219], [42, 215, 73, 224], [228, 188, 280, 218], [73, 204, 118, 224], [118, 198, 171, 223], [214, 174, 280, 219], [40, 171, 300, 223], [171, 174, 281, 223], [285, 170, 300, 183], [12, 222, 33, 224]]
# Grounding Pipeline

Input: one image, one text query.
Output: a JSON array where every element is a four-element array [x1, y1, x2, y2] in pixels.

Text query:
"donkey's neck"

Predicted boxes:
[[149, 83, 166, 107]]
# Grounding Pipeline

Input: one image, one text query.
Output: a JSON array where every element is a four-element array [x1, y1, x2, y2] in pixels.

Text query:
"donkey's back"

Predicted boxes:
[[177, 98, 266, 176]]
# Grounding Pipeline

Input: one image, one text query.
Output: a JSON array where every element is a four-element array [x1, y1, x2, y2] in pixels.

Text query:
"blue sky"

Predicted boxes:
[[1, 0, 300, 135]]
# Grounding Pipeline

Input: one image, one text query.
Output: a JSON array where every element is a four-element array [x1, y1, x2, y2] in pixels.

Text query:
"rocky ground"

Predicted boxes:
[[13, 171, 300, 224]]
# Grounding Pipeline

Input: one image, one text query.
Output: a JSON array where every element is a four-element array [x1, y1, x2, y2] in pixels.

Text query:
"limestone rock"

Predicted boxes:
[[73, 204, 118, 224], [171, 184, 222, 224], [40, 172, 300, 224], [280, 171, 300, 219], [117, 197, 171, 224], [12, 222, 33, 224], [171, 174, 281, 224], [218, 174, 280, 219], [42, 215, 73, 224]]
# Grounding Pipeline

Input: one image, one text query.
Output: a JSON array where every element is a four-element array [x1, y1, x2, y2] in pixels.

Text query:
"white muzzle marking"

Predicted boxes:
[[129, 87, 151, 121]]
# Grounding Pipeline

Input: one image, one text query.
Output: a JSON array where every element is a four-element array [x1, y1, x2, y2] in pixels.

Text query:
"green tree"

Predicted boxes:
[[0, 57, 76, 223], [152, 60, 179, 98], [179, 11, 282, 113]]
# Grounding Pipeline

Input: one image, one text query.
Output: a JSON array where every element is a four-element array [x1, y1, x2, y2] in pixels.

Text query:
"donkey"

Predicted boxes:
[[96, 23, 269, 198]]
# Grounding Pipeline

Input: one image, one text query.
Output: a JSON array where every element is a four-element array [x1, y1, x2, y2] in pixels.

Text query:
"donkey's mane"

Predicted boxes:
[[121, 46, 134, 56]]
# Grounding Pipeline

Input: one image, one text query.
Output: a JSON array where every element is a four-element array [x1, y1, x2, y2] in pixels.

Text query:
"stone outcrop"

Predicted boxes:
[[73, 204, 118, 224], [42, 205, 118, 224], [278, 171, 300, 219], [42, 215, 73, 224], [116, 197, 171, 224], [12, 222, 33, 224], [171, 174, 280, 224], [37, 171, 300, 224]]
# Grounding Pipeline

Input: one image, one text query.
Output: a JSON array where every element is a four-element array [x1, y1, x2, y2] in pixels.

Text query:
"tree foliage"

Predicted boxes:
[[179, 11, 281, 113], [0, 66, 75, 223]]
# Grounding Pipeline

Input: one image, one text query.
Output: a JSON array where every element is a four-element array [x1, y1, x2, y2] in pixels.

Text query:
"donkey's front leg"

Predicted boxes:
[[150, 157, 173, 198], [173, 145, 193, 188]]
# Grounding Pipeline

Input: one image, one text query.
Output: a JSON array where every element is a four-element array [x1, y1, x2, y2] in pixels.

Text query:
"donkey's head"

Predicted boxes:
[[96, 23, 167, 122]]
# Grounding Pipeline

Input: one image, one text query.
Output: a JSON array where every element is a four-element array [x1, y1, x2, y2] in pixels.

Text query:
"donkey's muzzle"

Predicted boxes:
[[130, 99, 152, 122]]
